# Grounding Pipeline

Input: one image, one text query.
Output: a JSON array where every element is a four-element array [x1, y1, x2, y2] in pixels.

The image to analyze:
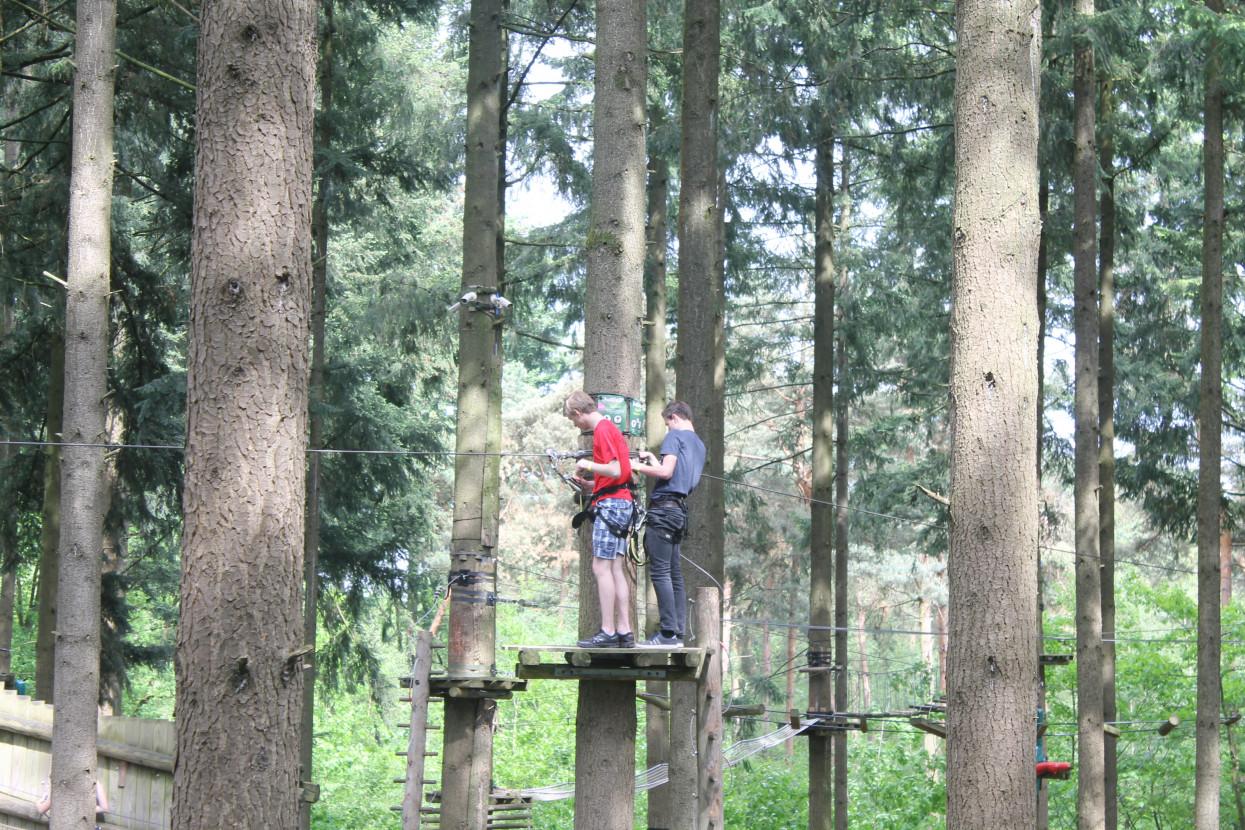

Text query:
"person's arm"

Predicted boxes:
[[634, 451, 677, 480], [95, 780, 109, 814], [575, 457, 622, 479]]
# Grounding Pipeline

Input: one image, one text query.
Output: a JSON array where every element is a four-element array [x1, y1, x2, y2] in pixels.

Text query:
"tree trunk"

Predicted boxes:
[[675, 0, 723, 591], [1036, 165, 1051, 830], [947, 0, 1041, 824], [833, 148, 852, 830], [1072, 0, 1106, 823], [0, 295, 14, 680], [51, 0, 116, 826], [786, 590, 797, 760], [1222, 531, 1232, 607], [444, 1, 506, 824], [855, 597, 871, 711], [299, 6, 333, 829], [808, 138, 835, 830], [99, 413, 128, 716], [1098, 77, 1118, 830], [35, 340, 63, 702], [670, 3, 721, 814], [834, 312, 850, 830], [299, 1, 338, 824], [644, 123, 672, 830], [645, 119, 670, 448], [575, 2, 645, 828], [174, 0, 316, 827], [1195, 0, 1224, 825], [694, 587, 724, 829]]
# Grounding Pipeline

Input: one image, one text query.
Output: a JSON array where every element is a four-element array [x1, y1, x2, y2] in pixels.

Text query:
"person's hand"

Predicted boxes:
[[638, 451, 655, 465], [575, 458, 592, 475]]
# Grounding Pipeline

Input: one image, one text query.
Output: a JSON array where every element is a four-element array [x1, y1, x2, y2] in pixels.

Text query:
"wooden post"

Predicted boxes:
[[696, 587, 723, 829], [402, 631, 433, 830]]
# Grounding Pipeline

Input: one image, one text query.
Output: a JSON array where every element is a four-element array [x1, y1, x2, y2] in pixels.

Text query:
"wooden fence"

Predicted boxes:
[[0, 687, 173, 829]]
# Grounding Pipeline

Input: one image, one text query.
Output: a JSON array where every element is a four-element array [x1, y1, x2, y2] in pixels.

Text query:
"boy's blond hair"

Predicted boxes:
[[563, 390, 597, 417]]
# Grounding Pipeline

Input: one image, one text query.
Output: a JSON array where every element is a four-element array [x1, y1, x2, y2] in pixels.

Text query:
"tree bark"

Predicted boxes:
[[575, 2, 646, 828], [1072, 0, 1105, 823], [833, 150, 851, 830], [1098, 77, 1118, 830], [808, 138, 835, 830], [695, 587, 724, 829], [675, 0, 723, 591], [644, 122, 672, 830], [35, 340, 63, 702], [0, 295, 14, 680], [1036, 165, 1050, 830], [1195, 0, 1224, 825], [50, 0, 116, 826], [444, 1, 506, 824], [300, 6, 333, 829], [174, 1, 316, 827], [645, 118, 670, 448], [947, 0, 1041, 825]]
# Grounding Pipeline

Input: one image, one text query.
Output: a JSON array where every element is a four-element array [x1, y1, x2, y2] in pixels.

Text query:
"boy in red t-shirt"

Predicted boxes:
[[564, 390, 635, 648]]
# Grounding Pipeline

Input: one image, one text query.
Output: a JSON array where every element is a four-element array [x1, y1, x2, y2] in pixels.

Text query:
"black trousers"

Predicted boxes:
[[645, 500, 688, 636]]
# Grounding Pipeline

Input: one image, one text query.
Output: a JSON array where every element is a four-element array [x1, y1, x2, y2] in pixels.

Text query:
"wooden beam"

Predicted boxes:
[[0, 711, 173, 771], [0, 791, 44, 822], [400, 630, 432, 830], [909, 717, 946, 739]]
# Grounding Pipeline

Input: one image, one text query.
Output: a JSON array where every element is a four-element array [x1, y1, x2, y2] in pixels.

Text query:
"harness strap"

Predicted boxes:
[[571, 484, 641, 537]]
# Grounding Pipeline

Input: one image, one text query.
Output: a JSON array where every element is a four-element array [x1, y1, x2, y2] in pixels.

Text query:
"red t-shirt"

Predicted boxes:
[[592, 418, 633, 500]]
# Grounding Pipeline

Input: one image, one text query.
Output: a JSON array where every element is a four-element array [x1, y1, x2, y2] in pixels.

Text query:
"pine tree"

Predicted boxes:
[[946, 0, 1041, 826], [1072, 0, 1106, 823], [174, 0, 316, 826], [48, 0, 116, 824], [574, 1, 646, 827], [1195, 1, 1225, 825]]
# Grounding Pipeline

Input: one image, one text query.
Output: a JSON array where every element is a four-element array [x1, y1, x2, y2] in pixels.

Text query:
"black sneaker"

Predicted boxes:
[[578, 629, 620, 648], [617, 631, 636, 648], [636, 632, 683, 649]]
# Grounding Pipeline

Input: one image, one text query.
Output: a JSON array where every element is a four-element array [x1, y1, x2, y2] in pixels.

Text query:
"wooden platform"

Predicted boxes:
[[503, 644, 706, 683], [399, 673, 527, 700]]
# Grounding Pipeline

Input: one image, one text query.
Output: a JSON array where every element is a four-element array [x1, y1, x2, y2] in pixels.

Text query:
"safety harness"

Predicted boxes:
[[547, 449, 647, 564]]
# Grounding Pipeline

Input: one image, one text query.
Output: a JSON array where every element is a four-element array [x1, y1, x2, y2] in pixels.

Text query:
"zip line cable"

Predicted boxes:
[[0, 438, 1209, 577]]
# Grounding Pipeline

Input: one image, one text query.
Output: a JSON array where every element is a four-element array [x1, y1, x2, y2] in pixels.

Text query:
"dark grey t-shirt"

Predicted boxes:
[[650, 429, 706, 499]]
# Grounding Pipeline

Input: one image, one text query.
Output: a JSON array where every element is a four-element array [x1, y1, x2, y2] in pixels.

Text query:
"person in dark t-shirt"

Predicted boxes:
[[632, 400, 706, 647]]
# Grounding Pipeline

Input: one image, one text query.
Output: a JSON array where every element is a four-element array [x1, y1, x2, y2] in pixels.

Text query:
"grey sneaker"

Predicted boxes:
[[636, 632, 683, 648], [617, 631, 636, 648], [578, 629, 620, 648]]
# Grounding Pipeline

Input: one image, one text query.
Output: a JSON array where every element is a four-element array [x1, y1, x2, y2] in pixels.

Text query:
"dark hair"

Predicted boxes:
[[662, 400, 693, 422]]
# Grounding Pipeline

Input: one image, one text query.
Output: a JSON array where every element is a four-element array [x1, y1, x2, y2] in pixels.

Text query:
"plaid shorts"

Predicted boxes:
[[591, 498, 634, 560]]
